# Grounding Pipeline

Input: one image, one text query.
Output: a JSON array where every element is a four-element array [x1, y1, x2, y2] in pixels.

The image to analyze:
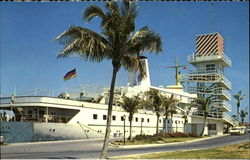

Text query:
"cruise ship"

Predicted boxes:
[[0, 33, 238, 144]]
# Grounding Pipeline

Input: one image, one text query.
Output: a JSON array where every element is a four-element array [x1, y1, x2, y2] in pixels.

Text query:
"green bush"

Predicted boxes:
[[134, 132, 198, 141]]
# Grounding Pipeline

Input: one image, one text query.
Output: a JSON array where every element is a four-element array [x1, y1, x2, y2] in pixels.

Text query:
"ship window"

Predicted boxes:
[[135, 117, 138, 122], [147, 118, 150, 123], [159, 119, 161, 123], [103, 115, 107, 120], [121, 116, 124, 121], [93, 114, 98, 120], [39, 110, 44, 115], [112, 116, 116, 121]]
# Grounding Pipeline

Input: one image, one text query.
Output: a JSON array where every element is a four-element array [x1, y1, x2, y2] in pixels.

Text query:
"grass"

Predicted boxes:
[[114, 141, 250, 159], [112, 137, 201, 145]]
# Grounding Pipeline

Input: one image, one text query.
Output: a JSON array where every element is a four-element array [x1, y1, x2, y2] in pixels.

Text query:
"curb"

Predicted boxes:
[[109, 134, 228, 149]]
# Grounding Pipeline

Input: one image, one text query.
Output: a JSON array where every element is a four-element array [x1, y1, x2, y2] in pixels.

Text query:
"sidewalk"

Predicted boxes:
[[110, 134, 228, 149]]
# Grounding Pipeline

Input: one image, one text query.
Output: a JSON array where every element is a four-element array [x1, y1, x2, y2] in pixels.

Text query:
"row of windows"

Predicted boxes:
[[93, 114, 150, 123], [93, 114, 184, 124]]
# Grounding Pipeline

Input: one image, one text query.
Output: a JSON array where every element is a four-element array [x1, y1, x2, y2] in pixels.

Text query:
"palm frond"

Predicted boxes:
[[119, 94, 142, 115], [123, 26, 162, 56], [83, 5, 107, 22], [121, 56, 139, 72], [54, 26, 112, 61]]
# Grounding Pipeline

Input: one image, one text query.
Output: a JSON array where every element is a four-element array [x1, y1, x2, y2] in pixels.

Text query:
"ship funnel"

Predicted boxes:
[[138, 56, 151, 87], [127, 56, 151, 87]]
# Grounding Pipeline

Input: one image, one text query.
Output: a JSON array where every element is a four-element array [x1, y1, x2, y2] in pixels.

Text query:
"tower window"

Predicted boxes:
[[206, 64, 215, 71]]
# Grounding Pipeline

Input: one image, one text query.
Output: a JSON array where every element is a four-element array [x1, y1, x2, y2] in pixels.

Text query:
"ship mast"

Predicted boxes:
[[166, 57, 185, 86]]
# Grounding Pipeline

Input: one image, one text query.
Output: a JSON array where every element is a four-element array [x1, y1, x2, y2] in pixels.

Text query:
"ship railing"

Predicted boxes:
[[0, 114, 74, 123]]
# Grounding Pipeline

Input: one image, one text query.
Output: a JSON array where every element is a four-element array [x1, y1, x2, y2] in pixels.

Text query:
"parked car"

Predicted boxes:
[[229, 127, 246, 135]]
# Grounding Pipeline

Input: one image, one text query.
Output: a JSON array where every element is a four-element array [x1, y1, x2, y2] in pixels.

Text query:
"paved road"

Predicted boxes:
[[1, 134, 249, 159]]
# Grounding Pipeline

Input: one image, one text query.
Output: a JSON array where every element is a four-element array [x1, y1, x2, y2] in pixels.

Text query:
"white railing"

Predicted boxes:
[[192, 111, 237, 126], [221, 90, 231, 100], [192, 111, 223, 119], [181, 73, 231, 90], [223, 113, 238, 126], [211, 100, 231, 112], [188, 86, 231, 100], [187, 52, 231, 66], [220, 74, 232, 89], [221, 53, 232, 66], [195, 68, 223, 75]]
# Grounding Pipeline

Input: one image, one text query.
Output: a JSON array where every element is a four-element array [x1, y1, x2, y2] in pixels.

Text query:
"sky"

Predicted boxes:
[[0, 2, 249, 120]]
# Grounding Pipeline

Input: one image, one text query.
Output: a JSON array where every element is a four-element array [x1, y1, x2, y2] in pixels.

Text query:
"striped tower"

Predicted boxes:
[[181, 33, 238, 129]]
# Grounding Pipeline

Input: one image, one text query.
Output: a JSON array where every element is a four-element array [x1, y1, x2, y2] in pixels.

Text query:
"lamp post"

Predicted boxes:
[[123, 115, 126, 145], [141, 118, 144, 135]]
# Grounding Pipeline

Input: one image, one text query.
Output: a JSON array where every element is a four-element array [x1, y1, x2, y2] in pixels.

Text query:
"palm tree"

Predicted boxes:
[[239, 108, 248, 124], [54, 2, 162, 158], [182, 100, 195, 133], [196, 96, 213, 136], [182, 114, 188, 133], [161, 94, 179, 133], [119, 94, 142, 141], [234, 91, 245, 122], [145, 89, 163, 135], [169, 106, 178, 133]]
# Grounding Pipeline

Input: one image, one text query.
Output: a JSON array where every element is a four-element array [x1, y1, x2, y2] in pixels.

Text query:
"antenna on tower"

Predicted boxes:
[[211, 1, 215, 32]]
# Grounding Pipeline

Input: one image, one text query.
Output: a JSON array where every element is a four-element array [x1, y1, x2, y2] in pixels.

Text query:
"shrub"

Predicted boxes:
[[133, 132, 198, 141], [188, 132, 198, 137], [173, 132, 189, 137]]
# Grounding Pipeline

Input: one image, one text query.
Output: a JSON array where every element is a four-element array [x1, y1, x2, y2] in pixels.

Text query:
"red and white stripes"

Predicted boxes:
[[195, 33, 224, 56]]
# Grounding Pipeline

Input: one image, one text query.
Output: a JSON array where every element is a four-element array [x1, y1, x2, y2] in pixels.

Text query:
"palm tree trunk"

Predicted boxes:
[[156, 114, 159, 135], [129, 118, 132, 141], [200, 113, 207, 137], [164, 115, 168, 133], [170, 114, 173, 133], [100, 67, 118, 159], [237, 102, 240, 122]]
